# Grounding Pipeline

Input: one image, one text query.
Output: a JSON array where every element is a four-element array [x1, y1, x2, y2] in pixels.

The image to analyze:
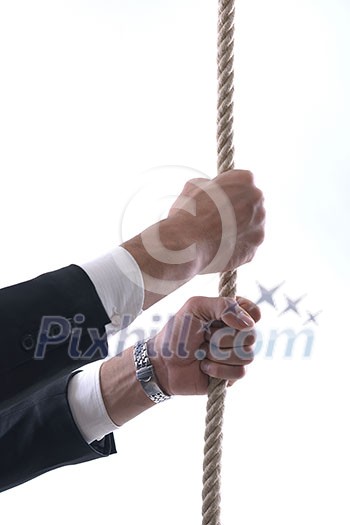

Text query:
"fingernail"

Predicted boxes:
[[236, 307, 255, 327]]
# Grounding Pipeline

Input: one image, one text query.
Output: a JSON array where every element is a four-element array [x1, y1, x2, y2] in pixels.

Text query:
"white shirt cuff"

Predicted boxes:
[[80, 246, 144, 333], [67, 360, 119, 444], [70, 247, 144, 444]]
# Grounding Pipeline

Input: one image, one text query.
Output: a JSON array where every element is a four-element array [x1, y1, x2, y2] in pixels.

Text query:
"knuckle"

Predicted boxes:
[[234, 366, 246, 380], [240, 170, 254, 184], [250, 228, 265, 246], [221, 169, 254, 185], [254, 305, 262, 322], [243, 345, 255, 360], [244, 331, 257, 345], [183, 178, 207, 192], [233, 346, 254, 363], [240, 357, 253, 367], [183, 180, 194, 193], [183, 295, 204, 311], [257, 228, 265, 244], [257, 205, 266, 223], [253, 187, 264, 202]]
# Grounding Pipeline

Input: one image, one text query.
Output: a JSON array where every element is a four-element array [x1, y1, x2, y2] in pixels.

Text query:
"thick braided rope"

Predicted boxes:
[[202, 2, 236, 525]]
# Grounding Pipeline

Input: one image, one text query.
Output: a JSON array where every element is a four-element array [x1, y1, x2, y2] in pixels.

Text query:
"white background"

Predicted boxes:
[[0, 1, 349, 524]]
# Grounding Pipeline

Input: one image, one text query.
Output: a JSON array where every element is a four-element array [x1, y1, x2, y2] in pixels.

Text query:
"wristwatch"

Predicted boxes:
[[133, 340, 171, 404]]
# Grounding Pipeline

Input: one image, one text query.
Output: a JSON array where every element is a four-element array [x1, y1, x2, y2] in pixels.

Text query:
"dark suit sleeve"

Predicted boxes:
[[0, 264, 111, 405], [0, 371, 116, 493], [0, 264, 117, 491]]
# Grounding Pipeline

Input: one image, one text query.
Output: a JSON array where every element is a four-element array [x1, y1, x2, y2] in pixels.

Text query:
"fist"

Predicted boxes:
[[148, 295, 261, 396], [168, 169, 265, 273]]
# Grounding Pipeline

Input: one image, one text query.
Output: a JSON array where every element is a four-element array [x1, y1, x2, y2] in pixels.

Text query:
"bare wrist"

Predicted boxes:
[[100, 347, 154, 427], [121, 216, 201, 309]]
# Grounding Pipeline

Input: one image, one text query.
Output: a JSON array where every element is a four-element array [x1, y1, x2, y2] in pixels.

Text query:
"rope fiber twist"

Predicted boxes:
[[202, 1, 236, 524]]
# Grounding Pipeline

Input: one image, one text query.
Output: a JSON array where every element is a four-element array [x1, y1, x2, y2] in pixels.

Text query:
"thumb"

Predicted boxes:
[[182, 296, 255, 331]]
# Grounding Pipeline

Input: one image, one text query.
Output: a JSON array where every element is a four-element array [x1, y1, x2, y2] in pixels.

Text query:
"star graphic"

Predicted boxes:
[[303, 310, 322, 325], [222, 301, 240, 319], [256, 281, 285, 308], [279, 294, 306, 316], [197, 319, 214, 336]]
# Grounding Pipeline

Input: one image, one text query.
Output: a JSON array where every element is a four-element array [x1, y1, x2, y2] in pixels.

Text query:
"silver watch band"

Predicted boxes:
[[133, 340, 171, 404]]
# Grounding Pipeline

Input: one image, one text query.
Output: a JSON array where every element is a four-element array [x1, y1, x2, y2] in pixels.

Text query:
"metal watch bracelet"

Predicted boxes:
[[133, 340, 171, 404]]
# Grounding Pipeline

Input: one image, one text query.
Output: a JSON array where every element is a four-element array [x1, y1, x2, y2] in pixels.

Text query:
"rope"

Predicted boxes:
[[202, 2, 236, 524]]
